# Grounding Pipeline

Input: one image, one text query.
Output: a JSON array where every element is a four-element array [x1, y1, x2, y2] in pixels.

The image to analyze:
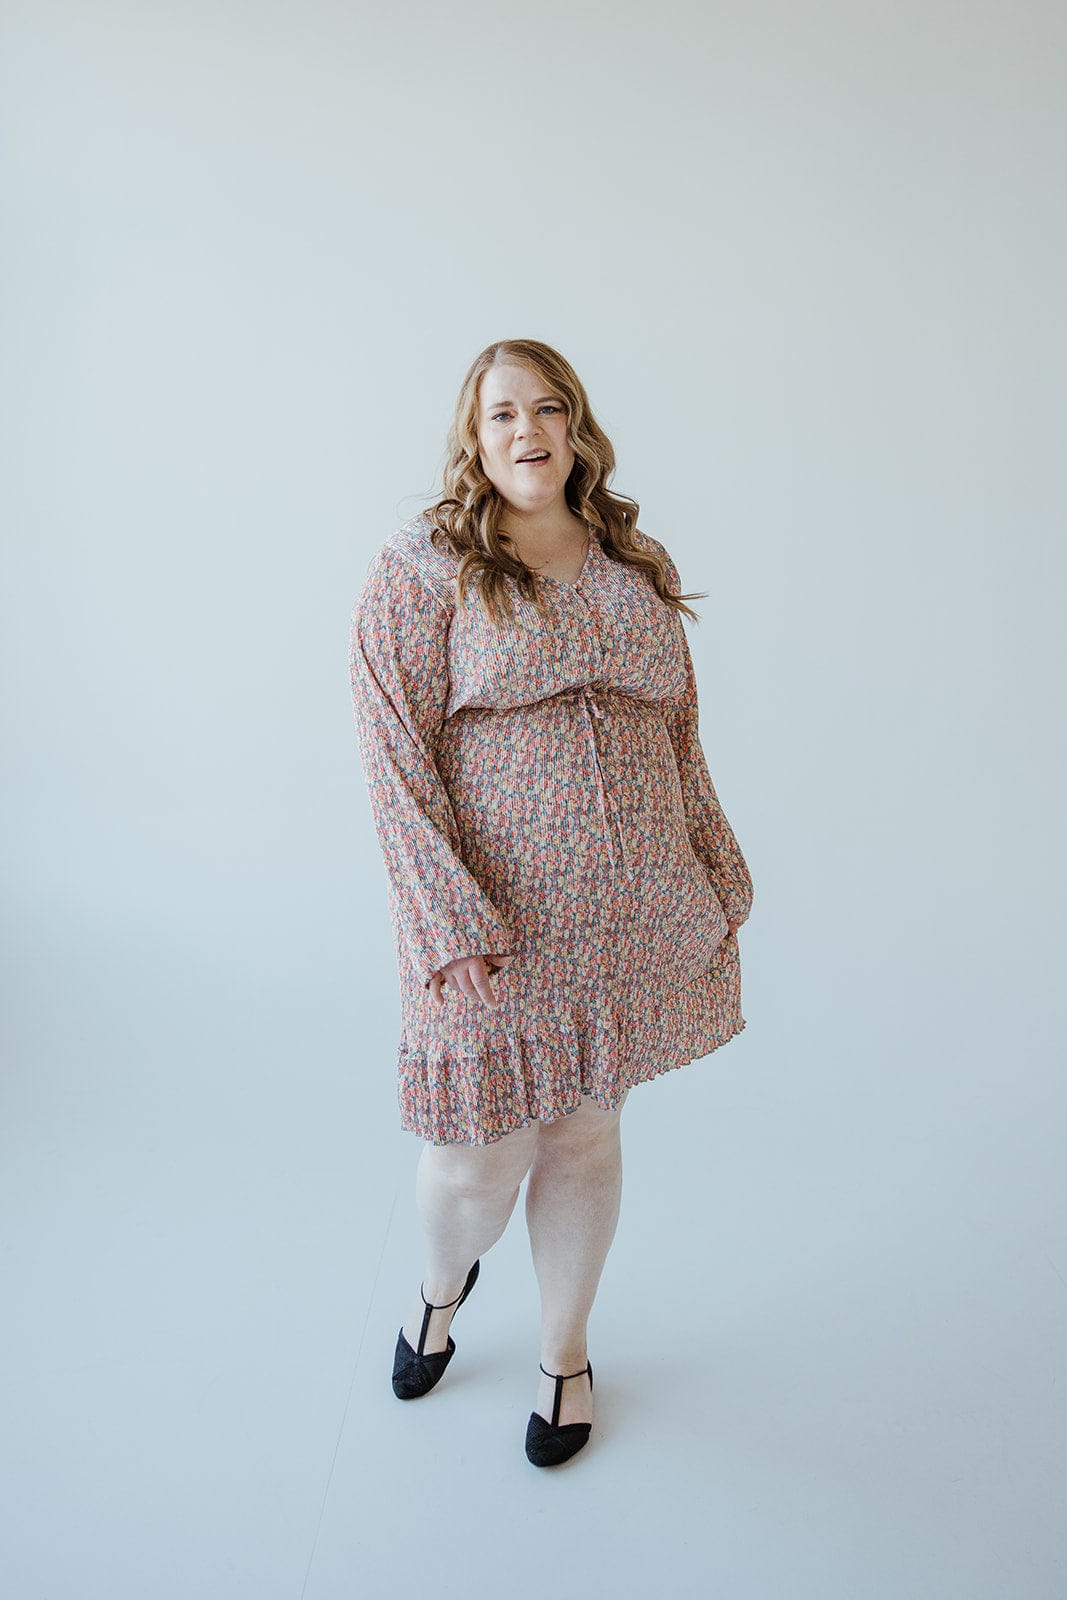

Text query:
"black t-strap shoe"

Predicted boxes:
[[391, 1259, 480, 1400], [525, 1360, 593, 1466]]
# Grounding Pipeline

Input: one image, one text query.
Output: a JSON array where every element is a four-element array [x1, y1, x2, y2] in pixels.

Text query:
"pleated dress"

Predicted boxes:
[[348, 512, 754, 1147]]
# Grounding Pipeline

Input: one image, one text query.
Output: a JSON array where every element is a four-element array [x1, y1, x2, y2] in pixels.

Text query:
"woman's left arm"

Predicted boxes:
[[656, 545, 754, 932]]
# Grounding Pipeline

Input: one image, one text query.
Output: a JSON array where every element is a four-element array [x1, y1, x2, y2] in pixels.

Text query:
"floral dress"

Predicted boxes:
[[348, 512, 753, 1146]]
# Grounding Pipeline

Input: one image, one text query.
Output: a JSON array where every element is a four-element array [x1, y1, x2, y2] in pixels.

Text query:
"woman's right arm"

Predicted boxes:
[[348, 545, 516, 990]]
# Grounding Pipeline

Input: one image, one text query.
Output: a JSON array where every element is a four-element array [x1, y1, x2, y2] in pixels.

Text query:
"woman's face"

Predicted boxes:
[[476, 363, 576, 518]]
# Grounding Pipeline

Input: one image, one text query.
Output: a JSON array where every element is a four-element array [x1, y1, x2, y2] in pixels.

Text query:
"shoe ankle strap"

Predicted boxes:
[[539, 1361, 590, 1382], [420, 1280, 468, 1311]]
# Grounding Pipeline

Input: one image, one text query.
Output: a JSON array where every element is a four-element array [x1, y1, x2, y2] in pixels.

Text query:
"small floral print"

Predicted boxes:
[[349, 514, 753, 1146]]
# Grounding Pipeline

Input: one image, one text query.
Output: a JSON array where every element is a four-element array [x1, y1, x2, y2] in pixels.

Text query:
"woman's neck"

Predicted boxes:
[[499, 507, 586, 547]]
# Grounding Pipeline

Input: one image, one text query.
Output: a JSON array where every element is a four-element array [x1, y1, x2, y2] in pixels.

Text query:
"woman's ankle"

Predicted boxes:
[[539, 1342, 589, 1375]]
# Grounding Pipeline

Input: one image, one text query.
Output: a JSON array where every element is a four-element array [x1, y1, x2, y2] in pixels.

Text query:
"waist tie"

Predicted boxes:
[[558, 685, 631, 874]]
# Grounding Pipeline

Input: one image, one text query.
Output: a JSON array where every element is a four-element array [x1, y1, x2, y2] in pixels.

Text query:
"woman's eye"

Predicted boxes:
[[491, 405, 562, 423]]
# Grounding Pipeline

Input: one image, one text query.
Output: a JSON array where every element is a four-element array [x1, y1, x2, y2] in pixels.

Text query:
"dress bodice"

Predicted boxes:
[[381, 514, 689, 721]]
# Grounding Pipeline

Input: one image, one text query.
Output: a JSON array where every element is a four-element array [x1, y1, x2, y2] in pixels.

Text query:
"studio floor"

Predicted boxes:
[[3, 1000, 1063, 1600]]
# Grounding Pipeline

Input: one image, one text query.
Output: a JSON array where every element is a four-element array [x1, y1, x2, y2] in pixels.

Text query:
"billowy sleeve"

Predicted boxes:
[[658, 546, 754, 929], [349, 545, 516, 987]]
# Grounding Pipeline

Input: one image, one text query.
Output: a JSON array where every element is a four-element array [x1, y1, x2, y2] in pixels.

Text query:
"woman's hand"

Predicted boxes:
[[428, 952, 516, 1009]]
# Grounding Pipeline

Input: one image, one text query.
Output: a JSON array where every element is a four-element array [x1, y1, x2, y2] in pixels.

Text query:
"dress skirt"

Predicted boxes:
[[394, 687, 745, 1145]]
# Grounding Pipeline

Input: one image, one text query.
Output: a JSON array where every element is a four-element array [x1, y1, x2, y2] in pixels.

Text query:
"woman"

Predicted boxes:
[[348, 339, 753, 1468]]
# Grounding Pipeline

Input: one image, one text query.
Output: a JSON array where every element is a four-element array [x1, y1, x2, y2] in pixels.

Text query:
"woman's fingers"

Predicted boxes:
[[472, 958, 502, 1007], [430, 953, 510, 1008], [455, 956, 498, 1008]]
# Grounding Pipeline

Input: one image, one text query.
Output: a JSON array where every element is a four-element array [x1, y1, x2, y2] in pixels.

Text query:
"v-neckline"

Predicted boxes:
[[538, 531, 599, 590]]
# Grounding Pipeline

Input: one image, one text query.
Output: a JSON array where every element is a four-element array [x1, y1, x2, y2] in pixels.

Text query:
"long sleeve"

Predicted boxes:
[[658, 549, 754, 929], [349, 545, 516, 987]]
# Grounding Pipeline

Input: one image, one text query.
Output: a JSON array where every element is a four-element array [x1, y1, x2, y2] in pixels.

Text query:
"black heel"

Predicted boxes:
[[391, 1259, 480, 1400], [525, 1360, 594, 1467]]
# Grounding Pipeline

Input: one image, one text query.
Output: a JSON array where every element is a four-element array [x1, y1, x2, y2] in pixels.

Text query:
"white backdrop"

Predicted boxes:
[[3, 3, 1065, 1596]]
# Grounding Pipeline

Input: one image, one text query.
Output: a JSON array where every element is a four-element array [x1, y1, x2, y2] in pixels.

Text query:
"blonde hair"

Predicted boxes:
[[424, 338, 706, 629]]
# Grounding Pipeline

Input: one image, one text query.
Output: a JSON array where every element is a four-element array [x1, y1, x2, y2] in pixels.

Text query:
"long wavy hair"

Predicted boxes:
[[423, 339, 707, 629]]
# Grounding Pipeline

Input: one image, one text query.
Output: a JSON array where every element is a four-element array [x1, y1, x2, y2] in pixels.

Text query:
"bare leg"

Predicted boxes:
[[401, 1120, 540, 1354], [523, 1091, 628, 1427]]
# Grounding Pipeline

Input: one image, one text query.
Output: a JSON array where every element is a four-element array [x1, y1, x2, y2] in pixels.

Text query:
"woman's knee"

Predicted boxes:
[[422, 1119, 539, 1198], [536, 1091, 628, 1157]]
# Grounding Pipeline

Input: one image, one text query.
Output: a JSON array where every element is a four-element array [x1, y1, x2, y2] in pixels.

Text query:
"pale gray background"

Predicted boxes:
[[2, 1, 1064, 1596]]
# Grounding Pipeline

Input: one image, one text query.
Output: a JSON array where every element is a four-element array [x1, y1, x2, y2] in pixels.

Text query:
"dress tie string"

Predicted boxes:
[[559, 686, 631, 874]]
